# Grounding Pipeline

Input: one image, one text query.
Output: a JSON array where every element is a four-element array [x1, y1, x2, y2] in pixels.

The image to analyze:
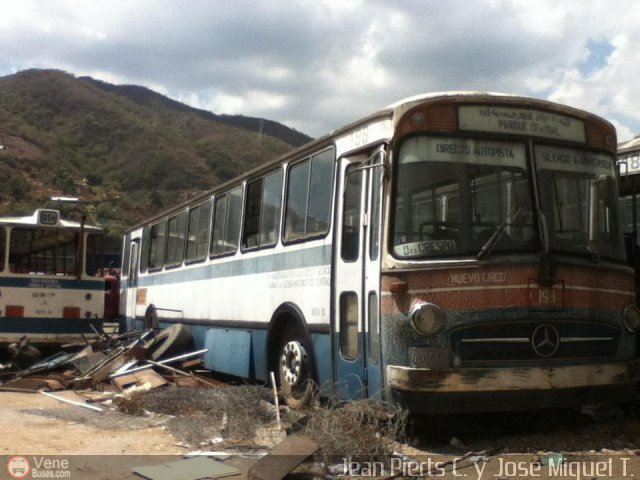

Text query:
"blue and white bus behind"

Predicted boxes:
[[0, 209, 105, 345]]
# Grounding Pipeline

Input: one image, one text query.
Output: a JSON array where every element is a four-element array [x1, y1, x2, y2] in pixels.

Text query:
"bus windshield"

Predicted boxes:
[[393, 136, 536, 258], [393, 136, 624, 261], [535, 145, 625, 261]]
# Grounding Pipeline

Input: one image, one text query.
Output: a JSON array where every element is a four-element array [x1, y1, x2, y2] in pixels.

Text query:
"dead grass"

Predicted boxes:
[[133, 386, 277, 444], [302, 398, 409, 463], [116, 385, 409, 459]]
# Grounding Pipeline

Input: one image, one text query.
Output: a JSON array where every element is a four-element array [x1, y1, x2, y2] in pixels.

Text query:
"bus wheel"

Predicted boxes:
[[278, 330, 316, 408]]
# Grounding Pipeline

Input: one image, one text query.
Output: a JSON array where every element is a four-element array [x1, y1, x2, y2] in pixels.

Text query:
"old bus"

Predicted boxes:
[[0, 209, 106, 345], [120, 92, 640, 412], [618, 136, 640, 297]]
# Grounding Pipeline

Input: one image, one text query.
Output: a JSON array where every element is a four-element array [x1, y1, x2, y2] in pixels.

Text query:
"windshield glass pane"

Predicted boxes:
[[393, 136, 536, 258], [535, 145, 624, 261]]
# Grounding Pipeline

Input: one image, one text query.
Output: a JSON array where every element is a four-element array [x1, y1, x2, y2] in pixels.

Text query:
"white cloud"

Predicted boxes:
[[0, 0, 640, 139]]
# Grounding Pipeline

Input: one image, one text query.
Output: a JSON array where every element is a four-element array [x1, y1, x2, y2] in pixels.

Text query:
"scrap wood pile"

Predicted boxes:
[[0, 324, 217, 397]]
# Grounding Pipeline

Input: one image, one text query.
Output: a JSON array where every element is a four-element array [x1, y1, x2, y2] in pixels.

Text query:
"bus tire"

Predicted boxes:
[[278, 326, 316, 409], [147, 323, 193, 361]]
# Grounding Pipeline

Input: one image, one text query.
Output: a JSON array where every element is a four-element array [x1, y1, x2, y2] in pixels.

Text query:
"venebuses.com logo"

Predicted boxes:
[[6, 456, 71, 479], [7, 456, 30, 479]]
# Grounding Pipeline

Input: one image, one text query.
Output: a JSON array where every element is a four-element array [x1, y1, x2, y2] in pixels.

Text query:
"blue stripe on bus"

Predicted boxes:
[[0, 317, 103, 333], [132, 244, 331, 287], [129, 316, 333, 387], [0, 277, 104, 290]]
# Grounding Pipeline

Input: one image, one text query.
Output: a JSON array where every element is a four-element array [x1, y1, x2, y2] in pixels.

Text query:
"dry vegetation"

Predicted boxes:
[[116, 384, 409, 464], [0, 69, 308, 238]]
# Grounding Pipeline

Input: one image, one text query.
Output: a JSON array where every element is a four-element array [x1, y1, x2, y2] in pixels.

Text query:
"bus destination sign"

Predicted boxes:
[[459, 106, 586, 143]]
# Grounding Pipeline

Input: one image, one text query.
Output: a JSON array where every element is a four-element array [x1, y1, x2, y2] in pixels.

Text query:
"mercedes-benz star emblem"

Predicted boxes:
[[531, 324, 560, 358]]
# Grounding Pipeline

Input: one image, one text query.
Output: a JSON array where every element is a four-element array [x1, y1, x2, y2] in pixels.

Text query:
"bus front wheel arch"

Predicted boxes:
[[277, 323, 317, 408]]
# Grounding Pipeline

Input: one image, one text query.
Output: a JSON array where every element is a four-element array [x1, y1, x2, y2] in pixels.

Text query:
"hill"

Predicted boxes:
[[79, 77, 311, 147], [0, 69, 312, 239]]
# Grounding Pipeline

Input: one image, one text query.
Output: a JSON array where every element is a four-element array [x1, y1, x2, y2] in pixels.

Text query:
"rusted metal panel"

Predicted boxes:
[[386, 359, 640, 393]]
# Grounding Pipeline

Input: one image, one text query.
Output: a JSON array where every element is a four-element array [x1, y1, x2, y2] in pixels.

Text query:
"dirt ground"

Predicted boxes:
[[0, 391, 257, 479], [2, 390, 640, 479]]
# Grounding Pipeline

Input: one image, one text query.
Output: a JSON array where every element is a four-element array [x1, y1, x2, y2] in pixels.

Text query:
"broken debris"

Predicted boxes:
[[132, 456, 240, 480], [247, 434, 319, 480], [0, 327, 210, 399]]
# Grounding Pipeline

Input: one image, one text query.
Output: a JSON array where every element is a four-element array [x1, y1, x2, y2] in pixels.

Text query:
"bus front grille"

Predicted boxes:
[[450, 322, 619, 363]]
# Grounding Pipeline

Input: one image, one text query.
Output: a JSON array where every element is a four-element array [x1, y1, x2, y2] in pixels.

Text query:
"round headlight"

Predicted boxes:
[[409, 303, 445, 336], [622, 304, 640, 333]]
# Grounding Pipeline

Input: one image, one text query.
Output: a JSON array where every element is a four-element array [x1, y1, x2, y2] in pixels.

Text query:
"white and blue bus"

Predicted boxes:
[[121, 93, 640, 412], [0, 209, 106, 345]]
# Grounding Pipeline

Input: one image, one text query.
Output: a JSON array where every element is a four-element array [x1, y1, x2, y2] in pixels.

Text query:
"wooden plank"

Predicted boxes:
[[247, 434, 319, 480], [112, 369, 168, 391]]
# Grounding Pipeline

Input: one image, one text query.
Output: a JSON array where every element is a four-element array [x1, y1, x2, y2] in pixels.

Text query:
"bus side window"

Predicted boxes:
[[340, 291, 359, 360], [186, 200, 213, 262], [0, 226, 5, 272], [244, 178, 264, 249], [341, 165, 363, 262], [307, 150, 334, 235], [149, 221, 167, 270], [211, 186, 243, 256], [284, 148, 335, 242], [165, 211, 188, 267], [260, 170, 283, 246], [243, 169, 283, 250], [140, 226, 150, 273]]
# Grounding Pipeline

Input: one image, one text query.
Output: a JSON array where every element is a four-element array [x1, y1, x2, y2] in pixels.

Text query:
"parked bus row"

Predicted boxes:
[[1, 92, 637, 413]]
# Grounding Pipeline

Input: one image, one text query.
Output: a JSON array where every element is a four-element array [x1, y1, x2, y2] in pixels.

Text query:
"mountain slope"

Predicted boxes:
[[0, 69, 309, 237], [79, 77, 312, 147]]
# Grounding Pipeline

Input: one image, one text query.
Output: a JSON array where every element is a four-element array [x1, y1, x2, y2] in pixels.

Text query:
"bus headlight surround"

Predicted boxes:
[[409, 303, 446, 336], [622, 304, 640, 333]]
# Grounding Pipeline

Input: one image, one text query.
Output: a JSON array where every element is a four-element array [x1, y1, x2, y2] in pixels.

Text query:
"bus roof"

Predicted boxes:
[[0, 209, 102, 231], [619, 135, 640, 155]]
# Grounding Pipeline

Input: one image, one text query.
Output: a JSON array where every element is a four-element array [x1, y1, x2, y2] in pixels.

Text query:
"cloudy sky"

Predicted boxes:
[[1, 0, 639, 141]]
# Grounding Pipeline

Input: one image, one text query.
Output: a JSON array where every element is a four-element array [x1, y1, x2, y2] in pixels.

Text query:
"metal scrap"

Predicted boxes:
[[0, 327, 210, 396]]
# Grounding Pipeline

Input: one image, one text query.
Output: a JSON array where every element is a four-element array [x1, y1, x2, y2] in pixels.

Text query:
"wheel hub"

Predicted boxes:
[[280, 340, 307, 387]]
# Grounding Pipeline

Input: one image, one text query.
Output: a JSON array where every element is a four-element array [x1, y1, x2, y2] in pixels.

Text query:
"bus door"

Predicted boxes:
[[126, 239, 140, 323], [333, 149, 385, 400]]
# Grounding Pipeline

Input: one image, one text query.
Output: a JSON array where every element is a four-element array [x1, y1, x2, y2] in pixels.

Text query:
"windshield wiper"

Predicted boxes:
[[477, 205, 524, 260]]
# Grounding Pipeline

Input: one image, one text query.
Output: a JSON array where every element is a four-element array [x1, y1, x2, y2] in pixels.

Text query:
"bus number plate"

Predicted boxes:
[[38, 210, 58, 225], [408, 347, 449, 369]]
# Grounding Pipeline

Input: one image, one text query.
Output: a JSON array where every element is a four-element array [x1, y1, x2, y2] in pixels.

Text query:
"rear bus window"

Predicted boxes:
[[284, 149, 335, 242], [9, 228, 79, 275]]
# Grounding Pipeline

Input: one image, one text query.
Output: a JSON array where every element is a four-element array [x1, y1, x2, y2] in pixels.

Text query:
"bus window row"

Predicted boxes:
[[139, 148, 335, 273]]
